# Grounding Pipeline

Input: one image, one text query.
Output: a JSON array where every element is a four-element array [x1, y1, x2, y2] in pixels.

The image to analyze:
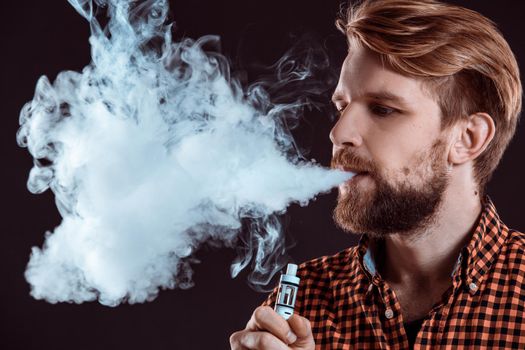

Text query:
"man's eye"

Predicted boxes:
[[370, 104, 397, 117]]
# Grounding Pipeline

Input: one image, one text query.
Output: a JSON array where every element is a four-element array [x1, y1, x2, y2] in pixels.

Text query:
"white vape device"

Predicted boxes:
[[274, 263, 300, 320]]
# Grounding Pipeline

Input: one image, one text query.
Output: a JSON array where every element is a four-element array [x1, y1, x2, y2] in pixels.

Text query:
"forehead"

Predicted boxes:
[[334, 46, 436, 106]]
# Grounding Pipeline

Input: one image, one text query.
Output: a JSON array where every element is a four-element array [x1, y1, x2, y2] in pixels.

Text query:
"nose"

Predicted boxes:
[[329, 108, 363, 148]]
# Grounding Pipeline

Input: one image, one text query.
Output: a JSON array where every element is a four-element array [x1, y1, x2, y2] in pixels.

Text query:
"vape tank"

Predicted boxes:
[[274, 263, 300, 320]]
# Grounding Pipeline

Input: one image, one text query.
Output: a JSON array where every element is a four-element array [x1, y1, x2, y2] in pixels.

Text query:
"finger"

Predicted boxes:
[[287, 314, 314, 344], [230, 330, 252, 350], [230, 330, 248, 350], [230, 329, 289, 350], [246, 306, 298, 344]]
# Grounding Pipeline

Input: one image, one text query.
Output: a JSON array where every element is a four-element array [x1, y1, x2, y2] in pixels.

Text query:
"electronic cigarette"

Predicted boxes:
[[274, 263, 300, 320]]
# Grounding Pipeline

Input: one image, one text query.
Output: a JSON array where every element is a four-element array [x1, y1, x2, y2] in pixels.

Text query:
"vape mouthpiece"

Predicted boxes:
[[274, 263, 300, 320], [286, 263, 297, 276]]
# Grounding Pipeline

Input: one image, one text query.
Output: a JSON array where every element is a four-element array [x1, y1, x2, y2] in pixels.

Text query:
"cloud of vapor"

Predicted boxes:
[[16, 0, 352, 306]]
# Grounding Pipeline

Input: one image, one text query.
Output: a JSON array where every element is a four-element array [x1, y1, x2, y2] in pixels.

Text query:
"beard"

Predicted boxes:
[[332, 139, 450, 239]]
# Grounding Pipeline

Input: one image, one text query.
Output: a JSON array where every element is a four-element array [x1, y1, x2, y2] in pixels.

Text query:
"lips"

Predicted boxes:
[[353, 172, 369, 178], [337, 165, 369, 177], [348, 172, 369, 182]]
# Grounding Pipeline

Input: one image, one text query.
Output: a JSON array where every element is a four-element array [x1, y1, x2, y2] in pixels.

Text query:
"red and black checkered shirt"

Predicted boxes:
[[263, 198, 525, 349]]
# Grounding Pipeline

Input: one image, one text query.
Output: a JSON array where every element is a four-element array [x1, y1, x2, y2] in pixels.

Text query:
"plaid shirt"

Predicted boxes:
[[263, 198, 525, 349]]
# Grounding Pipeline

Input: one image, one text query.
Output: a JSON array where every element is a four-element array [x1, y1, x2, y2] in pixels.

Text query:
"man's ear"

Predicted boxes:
[[448, 113, 496, 165]]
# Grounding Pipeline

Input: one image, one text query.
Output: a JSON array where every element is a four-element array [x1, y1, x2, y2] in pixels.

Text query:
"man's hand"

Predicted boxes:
[[229, 306, 315, 350]]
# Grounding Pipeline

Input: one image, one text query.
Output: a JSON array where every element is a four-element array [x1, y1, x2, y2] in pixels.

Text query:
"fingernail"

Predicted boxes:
[[286, 330, 297, 343]]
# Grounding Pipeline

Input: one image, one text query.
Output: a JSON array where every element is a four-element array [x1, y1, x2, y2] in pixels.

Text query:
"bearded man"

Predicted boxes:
[[230, 0, 524, 349]]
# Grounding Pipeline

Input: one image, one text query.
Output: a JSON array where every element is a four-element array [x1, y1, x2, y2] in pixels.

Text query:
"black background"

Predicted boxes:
[[2, 1, 525, 349]]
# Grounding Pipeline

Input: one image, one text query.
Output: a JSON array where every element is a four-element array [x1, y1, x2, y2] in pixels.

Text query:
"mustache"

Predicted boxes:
[[330, 148, 377, 174]]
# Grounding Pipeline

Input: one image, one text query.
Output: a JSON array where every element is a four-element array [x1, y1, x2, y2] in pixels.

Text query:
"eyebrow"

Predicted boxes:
[[331, 90, 409, 107]]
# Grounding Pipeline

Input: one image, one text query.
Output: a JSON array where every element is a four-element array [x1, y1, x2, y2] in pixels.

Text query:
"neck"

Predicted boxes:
[[378, 174, 483, 288]]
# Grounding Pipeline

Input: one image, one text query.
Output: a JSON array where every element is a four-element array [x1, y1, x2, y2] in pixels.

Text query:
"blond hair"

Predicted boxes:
[[336, 0, 522, 190]]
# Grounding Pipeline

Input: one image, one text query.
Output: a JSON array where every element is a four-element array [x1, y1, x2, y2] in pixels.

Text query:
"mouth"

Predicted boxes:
[[346, 172, 370, 183], [337, 165, 370, 177], [336, 166, 372, 188]]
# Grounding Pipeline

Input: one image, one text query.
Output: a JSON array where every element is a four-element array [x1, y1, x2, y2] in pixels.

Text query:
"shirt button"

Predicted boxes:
[[469, 282, 478, 292], [385, 308, 394, 319]]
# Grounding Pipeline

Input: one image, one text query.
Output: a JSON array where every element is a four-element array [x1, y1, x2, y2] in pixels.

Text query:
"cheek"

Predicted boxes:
[[365, 118, 440, 174], [400, 140, 448, 187]]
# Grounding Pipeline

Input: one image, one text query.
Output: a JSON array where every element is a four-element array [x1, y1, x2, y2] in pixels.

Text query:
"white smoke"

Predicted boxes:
[[16, 0, 352, 306]]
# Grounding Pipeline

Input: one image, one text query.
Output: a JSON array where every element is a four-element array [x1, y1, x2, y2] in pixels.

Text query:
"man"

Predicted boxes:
[[230, 0, 524, 348]]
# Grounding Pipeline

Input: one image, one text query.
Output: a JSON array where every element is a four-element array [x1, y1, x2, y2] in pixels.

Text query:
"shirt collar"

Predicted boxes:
[[355, 196, 509, 293], [459, 197, 509, 293]]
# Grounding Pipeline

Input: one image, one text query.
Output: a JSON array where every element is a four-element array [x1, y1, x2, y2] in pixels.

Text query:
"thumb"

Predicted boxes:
[[287, 314, 315, 349]]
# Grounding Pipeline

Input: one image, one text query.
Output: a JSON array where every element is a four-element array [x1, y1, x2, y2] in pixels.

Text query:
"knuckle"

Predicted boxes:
[[229, 331, 242, 346], [258, 332, 277, 348]]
